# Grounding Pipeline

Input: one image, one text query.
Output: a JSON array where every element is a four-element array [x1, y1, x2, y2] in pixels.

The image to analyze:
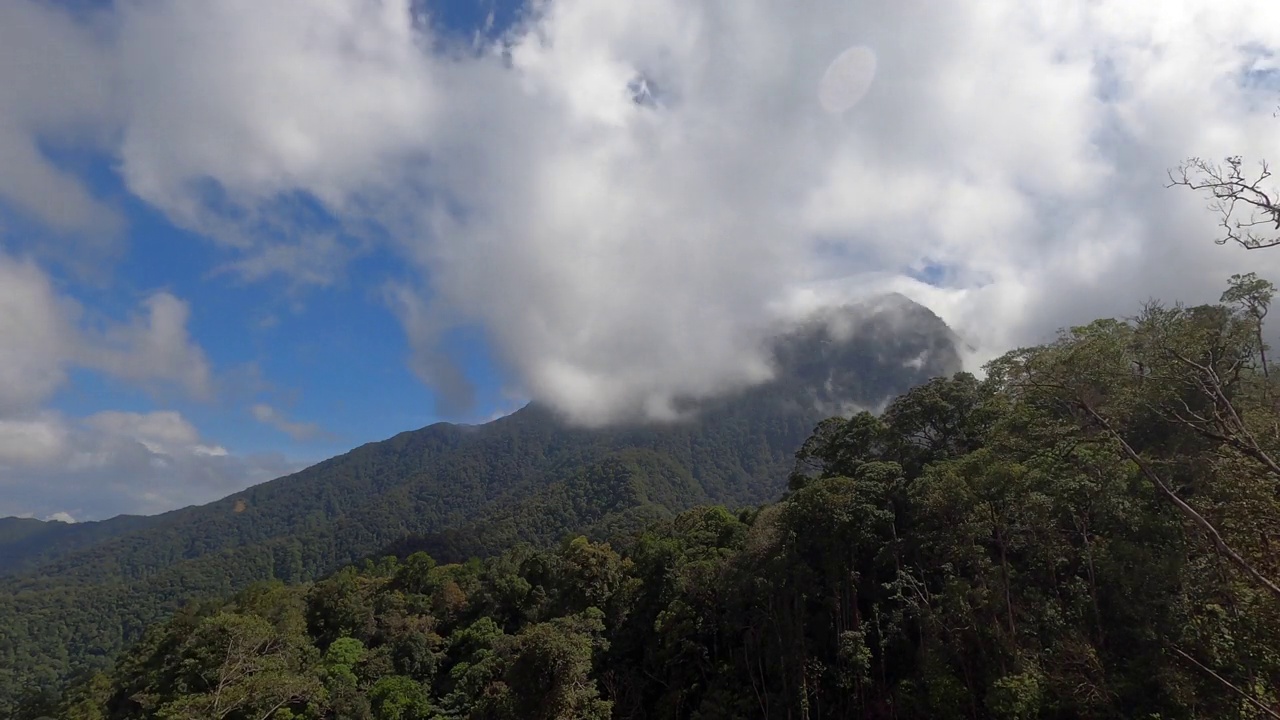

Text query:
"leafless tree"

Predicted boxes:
[[1169, 156, 1280, 250]]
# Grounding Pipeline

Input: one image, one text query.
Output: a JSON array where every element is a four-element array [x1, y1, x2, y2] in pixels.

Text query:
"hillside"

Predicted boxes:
[[0, 515, 163, 577], [0, 294, 961, 713], [37, 287, 1280, 719]]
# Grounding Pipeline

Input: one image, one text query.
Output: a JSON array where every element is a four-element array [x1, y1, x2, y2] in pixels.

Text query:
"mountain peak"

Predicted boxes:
[[759, 293, 962, 416], [513, 293, 961, 428]]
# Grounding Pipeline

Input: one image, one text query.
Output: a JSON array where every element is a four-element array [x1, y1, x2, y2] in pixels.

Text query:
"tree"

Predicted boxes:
[[1169, 155, 1280, 250], [1007, 295, 1280, 716], [153, 612, 320, 720], [1014, 303, 1280, 603], [40, 300, 1280, 719], [368, 675, 433, 720], [499, 611, 612, 720], [1221, 272, 1276, 378]]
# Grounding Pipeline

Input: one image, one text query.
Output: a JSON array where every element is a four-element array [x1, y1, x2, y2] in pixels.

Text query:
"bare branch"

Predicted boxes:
[[1169, 157, 1280, 250]]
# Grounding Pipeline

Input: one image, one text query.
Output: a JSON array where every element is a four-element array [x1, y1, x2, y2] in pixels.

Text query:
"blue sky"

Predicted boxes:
[[3, 0, 1280, 521], [36, 1, 524, 455], [0, 0, 531, 520]]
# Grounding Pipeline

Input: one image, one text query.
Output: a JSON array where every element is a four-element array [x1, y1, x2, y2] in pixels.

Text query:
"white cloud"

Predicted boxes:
[[0, 254, 77, 414], [0, 1, 120, 237], [0, 413, 70, 467], [0, 249, 214, 411], [405, 0, 1280, 422], [0, 410, 302, 521], [85, 293, 213, 399], [84, 410, 207, 453], [249, 403, 323, 441], [112, 0, 439, 273], [6, 0, 1280, 426]]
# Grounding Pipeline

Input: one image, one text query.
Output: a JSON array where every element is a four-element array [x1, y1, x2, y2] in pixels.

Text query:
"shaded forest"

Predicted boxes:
[[23, 274, 1280, 719]]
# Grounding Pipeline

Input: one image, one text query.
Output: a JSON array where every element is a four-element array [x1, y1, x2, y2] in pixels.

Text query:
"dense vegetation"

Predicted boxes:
[[24, 274, 1280, 719], [0, 298, 961, 715], [0, 515, 162, 577]]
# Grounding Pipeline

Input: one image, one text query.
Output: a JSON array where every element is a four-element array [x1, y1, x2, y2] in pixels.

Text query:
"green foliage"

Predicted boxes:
[[23, 281, 1280, 718], [499, 610, 612, 720], [1221, 272, 1275, 320], [0, 302, 961, 714], [368, 675, 432, 720], [986, 670, 1043, 720]]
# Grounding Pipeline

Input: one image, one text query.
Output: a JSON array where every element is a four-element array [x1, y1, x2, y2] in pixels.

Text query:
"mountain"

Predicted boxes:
[[34, 281, 1280, 720], [0, 294, 961, 713], [0, 515, 163, 577]]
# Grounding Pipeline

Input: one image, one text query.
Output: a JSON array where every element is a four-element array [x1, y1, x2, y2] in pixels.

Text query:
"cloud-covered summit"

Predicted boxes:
[[4, 0, 1280, 431]]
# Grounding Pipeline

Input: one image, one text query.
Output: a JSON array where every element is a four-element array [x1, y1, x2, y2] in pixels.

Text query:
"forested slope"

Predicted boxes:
[[0, 295, 961, 714], [0, 514, 162, 577], [36, 276, 1280, 719]]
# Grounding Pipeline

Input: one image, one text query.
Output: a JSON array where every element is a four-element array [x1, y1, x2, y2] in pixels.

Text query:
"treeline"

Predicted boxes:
[[32, 276, 1280, 718], [0, 396, 800, 705]]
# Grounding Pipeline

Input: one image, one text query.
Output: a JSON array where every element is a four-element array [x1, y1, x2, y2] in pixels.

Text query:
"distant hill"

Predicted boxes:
[[0, 514, 162, 577], [0, 294, 961, 713]]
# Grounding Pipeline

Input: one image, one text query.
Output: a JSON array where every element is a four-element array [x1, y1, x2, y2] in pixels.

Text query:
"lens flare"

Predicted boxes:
[[818, 45, 877, 114]]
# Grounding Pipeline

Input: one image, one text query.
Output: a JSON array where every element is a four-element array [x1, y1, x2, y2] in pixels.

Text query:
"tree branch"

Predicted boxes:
[[1169, 157, 1280, 250], [1160, 348, 1280, 480]]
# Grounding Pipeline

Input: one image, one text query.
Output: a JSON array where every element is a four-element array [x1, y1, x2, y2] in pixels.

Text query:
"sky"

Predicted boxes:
[[3, 0, 1280, 522]]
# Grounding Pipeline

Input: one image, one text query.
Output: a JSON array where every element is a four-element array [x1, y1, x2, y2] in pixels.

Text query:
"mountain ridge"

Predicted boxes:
[[0, 294, 962, 711]]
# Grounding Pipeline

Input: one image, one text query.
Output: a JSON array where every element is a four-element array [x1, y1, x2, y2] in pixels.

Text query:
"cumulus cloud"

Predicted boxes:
[[0, 249, 213, 410], [0, 410, 304, 521], [8, 0, 1280, 425], [0, 254, 77, 414], [250, 403, 324, 441], [112, 0, 438, 279], [0, 412, 70, 467], [0, 248, 277, 519], [85, 292, 213, 399], [0, 1, 120, 237]]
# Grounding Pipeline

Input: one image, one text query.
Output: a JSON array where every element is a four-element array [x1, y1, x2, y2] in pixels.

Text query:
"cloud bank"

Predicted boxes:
[[0, 409, 303, 520], [4, 0, 1280, 429]]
